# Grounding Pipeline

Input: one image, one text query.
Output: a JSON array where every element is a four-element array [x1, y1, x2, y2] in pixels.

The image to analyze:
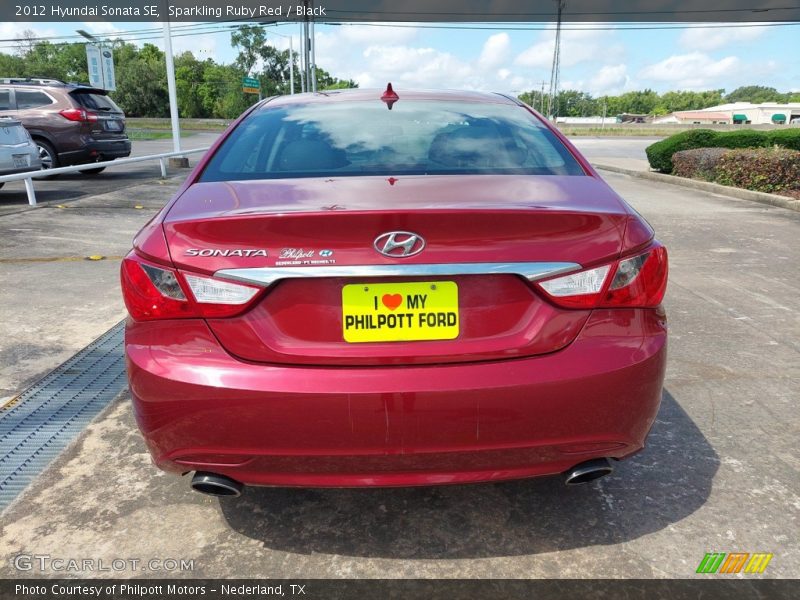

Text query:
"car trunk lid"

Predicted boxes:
[[163, 175, 633, 365]]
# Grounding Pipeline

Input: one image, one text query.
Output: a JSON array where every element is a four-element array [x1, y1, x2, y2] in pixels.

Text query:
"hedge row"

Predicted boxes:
[[671, 147, 800, 195], [645, 128, 800, 173]]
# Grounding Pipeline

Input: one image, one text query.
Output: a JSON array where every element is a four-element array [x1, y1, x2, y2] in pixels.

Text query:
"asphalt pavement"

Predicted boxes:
[[0, 139, 798, 578]]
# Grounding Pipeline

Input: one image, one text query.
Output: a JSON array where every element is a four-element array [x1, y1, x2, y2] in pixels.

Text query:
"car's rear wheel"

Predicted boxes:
[[34, 140, 59, 180], [80, 166, 106, 175]]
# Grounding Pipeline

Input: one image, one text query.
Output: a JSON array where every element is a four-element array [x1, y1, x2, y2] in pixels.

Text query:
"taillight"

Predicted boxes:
[[536, 244, 668, 309], [183, 274, 260, 318], [120, 254, 262, 321], [59, 108, 98, 122]]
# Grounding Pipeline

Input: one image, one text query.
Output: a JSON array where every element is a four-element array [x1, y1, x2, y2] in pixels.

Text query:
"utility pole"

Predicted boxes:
[[310, 19, 317, 92], [289, 36, 294, 94], [547, 0, 565, 120], [302, 1, 311, 92], [539, 80, 547, 113], [602, 98, 607, 129]]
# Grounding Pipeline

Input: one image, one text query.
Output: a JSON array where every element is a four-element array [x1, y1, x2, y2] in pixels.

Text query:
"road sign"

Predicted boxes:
[[85, 44, 116, 91], [242, 76, 260, 95]]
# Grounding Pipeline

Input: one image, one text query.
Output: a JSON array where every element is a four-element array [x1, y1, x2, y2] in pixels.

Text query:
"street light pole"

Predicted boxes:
[[162, 19, 182, 157]]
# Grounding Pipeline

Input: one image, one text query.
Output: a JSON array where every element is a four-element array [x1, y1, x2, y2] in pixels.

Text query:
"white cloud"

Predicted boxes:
[[514, 26, 623, 69], [477, 33, 510, 71], [359, 45, 473, 89], [639, 52, 740, 89], [679, 23, 769, 51], [588, 64, 630, 95], [309, 29, 543, 94]]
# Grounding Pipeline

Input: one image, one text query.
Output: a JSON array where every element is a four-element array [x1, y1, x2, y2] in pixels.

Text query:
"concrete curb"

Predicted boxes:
[[594, 163, 800, 213]]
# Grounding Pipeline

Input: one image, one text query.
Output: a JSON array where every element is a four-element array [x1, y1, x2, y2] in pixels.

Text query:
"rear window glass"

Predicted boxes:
[[0, 89, 10, 111], [71, 91, 121, 112], [200, 99, 585, 182], [15, 90, 52, 109]]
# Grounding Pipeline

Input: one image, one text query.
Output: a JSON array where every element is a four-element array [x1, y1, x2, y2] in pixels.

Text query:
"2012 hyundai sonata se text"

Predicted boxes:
[[121, 87, 668, 497]]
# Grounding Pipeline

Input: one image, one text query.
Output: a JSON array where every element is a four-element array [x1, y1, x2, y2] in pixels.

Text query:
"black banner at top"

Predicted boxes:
[[4, 0, 800, 23]]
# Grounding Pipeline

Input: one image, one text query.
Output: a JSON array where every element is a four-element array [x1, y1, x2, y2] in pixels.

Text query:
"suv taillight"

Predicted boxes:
[[536, 244, 668, 309], [58, 108, 98, 123], [120, 253, 263, 321]]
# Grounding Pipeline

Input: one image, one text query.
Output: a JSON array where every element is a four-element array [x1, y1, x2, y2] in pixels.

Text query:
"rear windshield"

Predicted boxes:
[[71, 91, 122, 112], [199, 99, 585, 181]]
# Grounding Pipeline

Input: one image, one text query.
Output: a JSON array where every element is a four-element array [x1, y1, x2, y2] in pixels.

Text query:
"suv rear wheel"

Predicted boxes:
[[34, 139, 59, 179]]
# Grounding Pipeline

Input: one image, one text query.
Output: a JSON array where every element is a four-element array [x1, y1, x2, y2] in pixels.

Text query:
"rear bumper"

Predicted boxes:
[[0, 145, 40, 175], [0, 165, 39, 176], [60, 138, 131, 165], [126, 308, 667, 487]]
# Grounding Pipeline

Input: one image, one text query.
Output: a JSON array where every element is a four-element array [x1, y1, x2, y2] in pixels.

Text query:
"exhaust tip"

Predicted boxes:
[[191, 472, 243, 497], [564, 458, 613, 486]]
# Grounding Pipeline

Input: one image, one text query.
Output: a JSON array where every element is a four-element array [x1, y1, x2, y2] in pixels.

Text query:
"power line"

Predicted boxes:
[[330, 21, 800, 31], [2, 18, 798, 45]]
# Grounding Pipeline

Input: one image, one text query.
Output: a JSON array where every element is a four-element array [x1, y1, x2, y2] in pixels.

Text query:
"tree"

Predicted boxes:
[[315, 67, 358, 91], [113, 43, 169, 117], [656, 89, 724, 113], [231, 25, 266, 76], [0, 53, 25, 78], [725, 85, 784, 104], [555, 90, 596, 117], [175, 52, 207, 118]]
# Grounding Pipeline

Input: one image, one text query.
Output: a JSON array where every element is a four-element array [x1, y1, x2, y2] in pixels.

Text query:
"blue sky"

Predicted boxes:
[[2, 21, 798, 95]]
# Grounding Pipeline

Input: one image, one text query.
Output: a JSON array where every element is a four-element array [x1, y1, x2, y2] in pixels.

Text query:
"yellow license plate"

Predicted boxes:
[[342, 281, 459, 343]]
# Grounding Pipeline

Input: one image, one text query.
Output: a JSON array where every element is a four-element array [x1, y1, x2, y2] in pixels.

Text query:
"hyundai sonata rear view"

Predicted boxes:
[[121, 87, 668, 497]]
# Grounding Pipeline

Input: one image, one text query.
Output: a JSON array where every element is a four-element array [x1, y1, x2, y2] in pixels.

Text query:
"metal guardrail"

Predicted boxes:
[[0, 147, 210, 206]]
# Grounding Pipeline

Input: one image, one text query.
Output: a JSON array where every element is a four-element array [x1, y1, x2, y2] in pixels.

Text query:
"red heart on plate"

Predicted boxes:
[[382, 293, 403, 311]]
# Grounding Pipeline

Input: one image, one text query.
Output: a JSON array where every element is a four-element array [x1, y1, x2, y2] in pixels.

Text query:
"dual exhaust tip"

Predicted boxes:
[[563, 458, 613, 485], [190, 458, 613, 497], [191, 472, 243, 497]]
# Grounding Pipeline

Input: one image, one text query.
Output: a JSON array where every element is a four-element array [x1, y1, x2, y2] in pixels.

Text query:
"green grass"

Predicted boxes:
[[126, 118, 230, 132], [126, 130, 188, 141]]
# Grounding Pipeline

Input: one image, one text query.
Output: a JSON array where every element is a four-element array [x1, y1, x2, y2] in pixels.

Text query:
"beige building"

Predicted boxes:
[[654, 102, 800, 125]]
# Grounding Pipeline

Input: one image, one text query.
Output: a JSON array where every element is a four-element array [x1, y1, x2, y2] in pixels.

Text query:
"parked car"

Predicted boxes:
[[121, 87, 668, 497], [0, 78, 131, 175], [0, 117, 41, 188]]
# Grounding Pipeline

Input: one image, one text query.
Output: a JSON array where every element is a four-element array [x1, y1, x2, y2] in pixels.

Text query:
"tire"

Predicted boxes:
[[33, 140, 59, 180], [79, 166, 106, 175]]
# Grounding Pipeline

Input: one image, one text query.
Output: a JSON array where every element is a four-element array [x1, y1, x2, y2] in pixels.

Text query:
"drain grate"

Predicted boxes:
[[0, 320, 127, 510]]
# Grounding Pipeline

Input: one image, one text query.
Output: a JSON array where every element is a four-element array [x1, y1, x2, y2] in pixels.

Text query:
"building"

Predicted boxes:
[[654, 102, 800, 125]]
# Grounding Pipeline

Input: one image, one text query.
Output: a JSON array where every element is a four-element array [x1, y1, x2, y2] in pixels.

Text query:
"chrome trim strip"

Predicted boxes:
[[215, 262, 581, 287]]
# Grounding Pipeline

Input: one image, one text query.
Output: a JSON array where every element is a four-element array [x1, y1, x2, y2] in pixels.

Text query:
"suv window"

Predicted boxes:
[[72, 91, 121, 112], [15, 90, 53, 109], [0, 89, 10, 111], [200, 100, 585, 182]]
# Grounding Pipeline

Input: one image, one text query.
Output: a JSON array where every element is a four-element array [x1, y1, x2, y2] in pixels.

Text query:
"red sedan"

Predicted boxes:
[[121, 87, 667, 496]]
